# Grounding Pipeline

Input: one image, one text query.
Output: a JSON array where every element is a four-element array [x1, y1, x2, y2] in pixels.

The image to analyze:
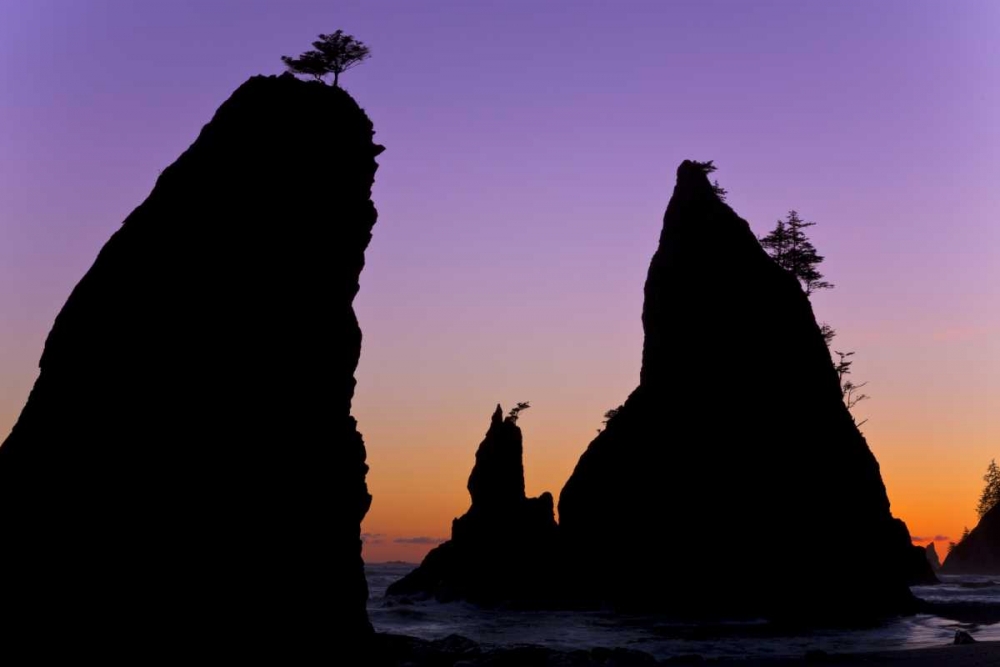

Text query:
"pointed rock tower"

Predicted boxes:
[[558, 160, 931, 619], [0, 74, 382, 652], [388, 405, 559, 604], [925, 542, 942, 571]]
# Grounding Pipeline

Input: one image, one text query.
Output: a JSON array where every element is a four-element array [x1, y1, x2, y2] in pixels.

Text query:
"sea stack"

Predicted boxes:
[[0, 74, 382, 650], [925, 542, 942, 571], [558, 160, 932, 620], [388, 405, 559, 604], [941, 504, 1000, 574]]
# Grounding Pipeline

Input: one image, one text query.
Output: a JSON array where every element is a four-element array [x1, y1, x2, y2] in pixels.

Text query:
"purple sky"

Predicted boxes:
[[1, 1, 998, 559]]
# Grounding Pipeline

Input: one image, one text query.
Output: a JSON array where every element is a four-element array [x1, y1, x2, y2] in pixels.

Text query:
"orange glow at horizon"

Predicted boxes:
[[359, 390, 997, 565], [358, 313, 998, 565]]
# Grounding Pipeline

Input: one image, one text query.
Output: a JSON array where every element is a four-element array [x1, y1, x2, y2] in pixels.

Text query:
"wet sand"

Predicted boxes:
[[731, 641, 999, 666], [374, 634, 999, 666]]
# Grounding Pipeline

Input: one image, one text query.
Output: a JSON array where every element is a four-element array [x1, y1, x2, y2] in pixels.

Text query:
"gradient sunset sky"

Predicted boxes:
[[1, 1, 997, 563]]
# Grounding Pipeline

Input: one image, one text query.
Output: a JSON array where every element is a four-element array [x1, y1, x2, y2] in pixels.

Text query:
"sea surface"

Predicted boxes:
[[367, 563, 1000, 660]]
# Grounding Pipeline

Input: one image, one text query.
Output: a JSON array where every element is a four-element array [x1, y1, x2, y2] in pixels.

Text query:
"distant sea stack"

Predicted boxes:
[[388, 405, 559, 604], [558, 161, 933, 620], [941, 504, 1000, 575], [925, 542, 942, 571], [0, 74, 382, 649]]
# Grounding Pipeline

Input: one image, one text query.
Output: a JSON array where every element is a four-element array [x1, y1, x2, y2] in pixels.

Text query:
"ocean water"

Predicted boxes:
[[367, 563, 1000, 660]]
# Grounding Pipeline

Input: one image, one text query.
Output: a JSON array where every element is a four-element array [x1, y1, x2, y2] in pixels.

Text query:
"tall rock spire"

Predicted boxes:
[[0, 73, 383, 654], [559, 160, 932, 619], [388, 404, 559, 604]]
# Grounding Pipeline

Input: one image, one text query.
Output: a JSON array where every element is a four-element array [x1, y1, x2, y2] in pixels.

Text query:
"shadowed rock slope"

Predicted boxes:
[[0, 73, 382, 650], [942, 504, 1000, 574], [558, 161, 932, 620], [388, 405, 559, 604]]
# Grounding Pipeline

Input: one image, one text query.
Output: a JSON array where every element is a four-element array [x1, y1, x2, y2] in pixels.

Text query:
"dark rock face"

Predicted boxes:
[[942, 504, 1000, 574], [0, 74, 381, 648], [926, 542, 942, 571], [388, 405, 559, 604], [892, 518, 940, 586], [558, 161, 931, 619]]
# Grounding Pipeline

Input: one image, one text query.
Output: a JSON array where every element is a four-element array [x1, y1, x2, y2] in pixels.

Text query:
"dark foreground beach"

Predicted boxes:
[[373, 634, 999, 666]]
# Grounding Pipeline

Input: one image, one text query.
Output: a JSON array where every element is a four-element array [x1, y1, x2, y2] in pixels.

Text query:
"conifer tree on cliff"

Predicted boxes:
[[758, 210, 873, 424], [282, 31, 370, 88], [691, 160, 728, 201], [976, 459, 1000, 519], [760, 211, 833, 296]]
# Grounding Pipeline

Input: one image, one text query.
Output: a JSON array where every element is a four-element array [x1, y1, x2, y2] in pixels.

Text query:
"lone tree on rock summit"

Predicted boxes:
[[282, 31, 370, 88]]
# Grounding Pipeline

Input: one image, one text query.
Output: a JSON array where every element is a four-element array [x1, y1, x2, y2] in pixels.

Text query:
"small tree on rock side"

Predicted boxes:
[[759, 210, 833, 297], [976, 459, 1000, 519], [833, 350, 869, 426], [597, 404, 624, 433], [282, 31, 370, 88], [759, 211, 870, 425], [691, 160, 728, 201], [507, 402, 531, 424]]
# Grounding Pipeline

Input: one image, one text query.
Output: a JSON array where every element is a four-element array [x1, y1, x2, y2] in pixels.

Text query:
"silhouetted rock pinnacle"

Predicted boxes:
[[925, 542, 942, 571], [469, 405, 527, 510], [942, 504, 1000, 574], [558, 160, 933, 620], [0, 73, 382, 652], [387, 405, 559, 604]]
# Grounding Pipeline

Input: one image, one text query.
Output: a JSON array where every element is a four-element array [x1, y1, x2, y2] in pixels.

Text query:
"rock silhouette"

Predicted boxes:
[[925, 542, 942, 571], [892, 518, 940, 585], [387, 405, 559, 604], [0, 74, 382, 651], [941, 504, 1000, 574], [558, 161, 932, 619]]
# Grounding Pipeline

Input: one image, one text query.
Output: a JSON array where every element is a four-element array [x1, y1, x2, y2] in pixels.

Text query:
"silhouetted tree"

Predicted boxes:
[[692, 160, 717, 175], [711, 180, 727, 202], [760, 218, 790, 266], [976, 459, 1000, 519], [603, 405, 622, 425], [691, 160, 728, 201], [763, 212, 864, 418], [760, 211, 832, 296], [948, 540, 957, 554], [507, 402, 531, 424], [282, 31, 370, 88], [819, 323, 836, 348], [596, 404, 624, 432], [280, 50, 327, 81], [834, 350, 869, 426]]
